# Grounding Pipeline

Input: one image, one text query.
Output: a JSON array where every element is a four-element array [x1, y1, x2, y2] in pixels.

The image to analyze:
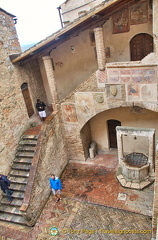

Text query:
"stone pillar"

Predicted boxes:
[[39, 56, 59, 111], [94, 27, 106, 70], [153, 0, 158, 56], [152, 141, 158, 239], [117, 131, 123, 166], [148, 133, 155, 177]]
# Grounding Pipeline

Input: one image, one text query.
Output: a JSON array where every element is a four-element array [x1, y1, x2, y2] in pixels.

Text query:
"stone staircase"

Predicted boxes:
[[0, 134, 38, 225]]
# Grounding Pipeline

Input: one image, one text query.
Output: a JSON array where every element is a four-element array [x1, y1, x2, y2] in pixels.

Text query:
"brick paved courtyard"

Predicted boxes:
[[0, 152, 153, 240]]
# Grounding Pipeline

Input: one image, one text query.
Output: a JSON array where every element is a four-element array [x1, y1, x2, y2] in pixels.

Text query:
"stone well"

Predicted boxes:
[[116, 127, 155, 190]]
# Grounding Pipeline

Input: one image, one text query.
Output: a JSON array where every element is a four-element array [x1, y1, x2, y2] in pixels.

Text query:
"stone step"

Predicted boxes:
[[10, 183, 26, 192], [12, 163, 31, 171], [1, 198, 23, 207], [19, 139, 37, 146], [3, 191, 24, 199], [10, 170, 29, 178], [16, 152, 34, 158], [22, 135, 38, 141], [0, 205, 22, 215], [9, 176, 28, 184], [17, 146, 35, 152], [0, 213, 25, 225], [13, 158, 32, 164]]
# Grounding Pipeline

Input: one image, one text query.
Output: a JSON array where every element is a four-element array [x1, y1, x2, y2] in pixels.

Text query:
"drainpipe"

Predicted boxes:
[[57, 6, 63, 28]]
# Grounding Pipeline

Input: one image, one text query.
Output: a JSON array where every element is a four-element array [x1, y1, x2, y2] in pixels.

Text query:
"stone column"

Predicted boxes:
[[152, 141, 158, 239], [148, 133, 155, 176], [117, 131, 123, 166], [94, 27, 106, 70], [39, 56, 59, 111], [153, 0, 158, 56]]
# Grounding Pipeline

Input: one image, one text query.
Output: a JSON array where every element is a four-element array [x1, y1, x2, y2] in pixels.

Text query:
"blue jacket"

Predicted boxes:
[[50, 177, 62, 190]]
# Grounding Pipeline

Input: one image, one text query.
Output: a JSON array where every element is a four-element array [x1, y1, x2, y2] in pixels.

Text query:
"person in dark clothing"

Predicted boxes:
[[0, 174, 13, 203], [36, 99, 46, 121]]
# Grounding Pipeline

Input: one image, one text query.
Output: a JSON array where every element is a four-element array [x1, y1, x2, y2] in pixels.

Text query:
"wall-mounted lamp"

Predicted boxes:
[[13, 17, 17, 24]]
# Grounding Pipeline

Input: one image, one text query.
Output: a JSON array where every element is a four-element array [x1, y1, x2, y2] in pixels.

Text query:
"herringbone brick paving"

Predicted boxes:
[[36, 197, 151, 240], [0, 152, 153, 240]]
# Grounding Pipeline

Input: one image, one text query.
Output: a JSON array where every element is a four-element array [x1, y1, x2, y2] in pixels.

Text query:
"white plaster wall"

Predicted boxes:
[[103, 17, 153, 63], [51, 30, 98, 100], [90, 107, 158, 153], [61, 0, 103, 23]]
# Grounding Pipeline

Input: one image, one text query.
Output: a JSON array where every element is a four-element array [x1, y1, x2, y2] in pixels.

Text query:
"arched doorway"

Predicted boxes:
[[108, 119, 121, 148], [21, 83, 34, 117], [130, 33, 153, 61]]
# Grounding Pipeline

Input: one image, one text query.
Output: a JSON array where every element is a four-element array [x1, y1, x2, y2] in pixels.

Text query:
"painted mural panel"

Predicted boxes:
[[130, 1, 148, 25], [62, 103, 78, 123], [141, 84, 157, 101], [93, 93, 107, 112], [112, 8, 130, 34], [96, 69, 107, 83], [75, 92, 95, 124], [105, 66, 157, 85], [108, 69, 120, 83], [127, 84, 140, 101]]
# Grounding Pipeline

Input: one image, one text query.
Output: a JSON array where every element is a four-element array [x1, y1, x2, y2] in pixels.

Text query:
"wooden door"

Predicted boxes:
[[108, 120, 121, 148], [21, 83, 34, 117], [130, 33, 153, 61]]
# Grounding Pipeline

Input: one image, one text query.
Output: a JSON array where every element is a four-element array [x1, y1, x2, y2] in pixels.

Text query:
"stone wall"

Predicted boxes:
[[17, 59, 48, 115], [0, 9, 31, 176], [23, 112, 68, 226]]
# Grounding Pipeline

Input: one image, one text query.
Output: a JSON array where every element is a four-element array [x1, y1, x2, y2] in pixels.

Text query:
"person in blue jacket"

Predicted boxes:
[[50, 174, 62, 202]]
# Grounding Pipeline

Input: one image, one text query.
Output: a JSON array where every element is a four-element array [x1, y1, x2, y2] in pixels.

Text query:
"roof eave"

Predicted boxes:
[[11, 0, 126, 63]]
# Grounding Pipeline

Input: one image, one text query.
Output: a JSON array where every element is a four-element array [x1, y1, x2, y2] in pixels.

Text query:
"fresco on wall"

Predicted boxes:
[[120, 69, 131, 83], [112, 8, 130, 34], [141, 84, 157, 101], [96, 70, 107, 83], [106, 85, 123, 100], [127, 84, 140, 101], [143, 69, 157, 83], [108, 69, 120, 83], [93, 93, 107, 112], [128, 84, 139, 96], [62, 104, 78, 123], [130, 1, 148, 25], [75, 92, 95, 123], [106, 67, 157, 84], [131, 69, 144, 83]]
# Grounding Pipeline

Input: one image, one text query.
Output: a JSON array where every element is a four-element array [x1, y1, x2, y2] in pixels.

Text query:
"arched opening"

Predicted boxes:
[[130, 33, 153, 61], [21, 83, 34, 117], [107, 119, 121, 149]]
